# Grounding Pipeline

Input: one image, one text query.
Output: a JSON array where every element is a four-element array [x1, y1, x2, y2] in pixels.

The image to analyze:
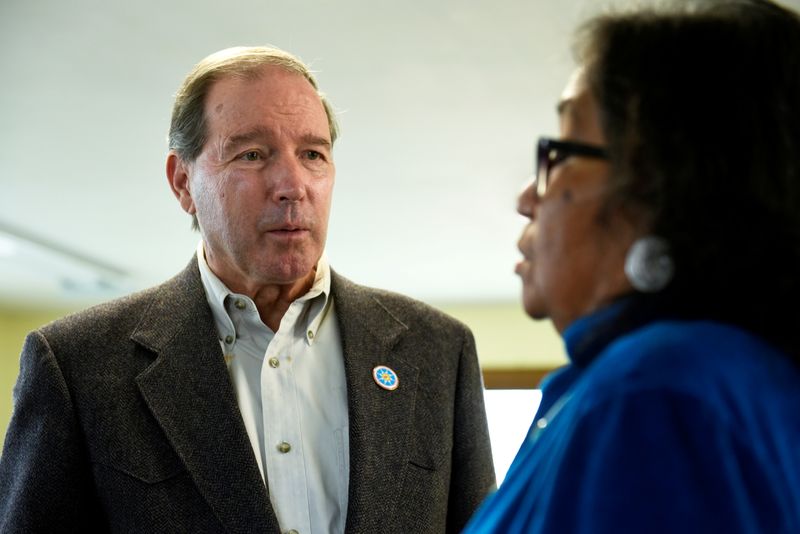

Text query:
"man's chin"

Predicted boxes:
[[255, 257, 319, 285]]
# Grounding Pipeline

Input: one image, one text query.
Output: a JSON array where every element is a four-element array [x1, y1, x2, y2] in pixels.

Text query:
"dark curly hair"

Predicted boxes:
[[576, 0, 800, 360]]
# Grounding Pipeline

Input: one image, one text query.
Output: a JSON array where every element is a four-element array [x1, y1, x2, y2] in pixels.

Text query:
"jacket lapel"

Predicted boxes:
[[331, 272, 419, 532], [131, 258, 280, 534]]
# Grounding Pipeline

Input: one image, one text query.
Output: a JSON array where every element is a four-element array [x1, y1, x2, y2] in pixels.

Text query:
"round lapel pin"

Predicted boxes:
[[372, 365, 399, 391]]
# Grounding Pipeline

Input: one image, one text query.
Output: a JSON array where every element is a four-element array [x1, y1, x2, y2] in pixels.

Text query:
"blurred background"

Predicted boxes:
[[4, 0, 797, 481]]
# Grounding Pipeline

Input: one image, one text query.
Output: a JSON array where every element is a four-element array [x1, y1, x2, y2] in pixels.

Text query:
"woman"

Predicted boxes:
[[465, 1, 800, 532]]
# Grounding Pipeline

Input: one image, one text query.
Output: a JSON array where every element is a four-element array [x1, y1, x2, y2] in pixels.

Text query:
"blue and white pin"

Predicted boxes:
[[372, 365, 399, 391]]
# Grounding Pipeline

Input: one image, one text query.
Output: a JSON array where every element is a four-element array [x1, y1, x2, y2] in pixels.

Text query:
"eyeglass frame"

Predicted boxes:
[[534, 137, 610, 197]]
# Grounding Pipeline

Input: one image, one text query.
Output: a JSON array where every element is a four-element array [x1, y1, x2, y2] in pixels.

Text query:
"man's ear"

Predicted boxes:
[[166, 152, 196, 215]]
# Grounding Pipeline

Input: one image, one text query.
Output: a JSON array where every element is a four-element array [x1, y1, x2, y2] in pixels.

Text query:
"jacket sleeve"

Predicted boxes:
[[0, 331, 103, 533], [446, 325, 496, 533]]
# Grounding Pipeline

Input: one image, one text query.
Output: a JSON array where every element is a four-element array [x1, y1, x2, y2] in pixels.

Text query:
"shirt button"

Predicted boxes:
[[286, 530, 300, 534], [307, 330, 314, 340], [536, 418, 548, 429], [235, 299, 246, 310], [224, 335, 234, 344], [269, 357, 280, 368], [277, 441, 291, 454]]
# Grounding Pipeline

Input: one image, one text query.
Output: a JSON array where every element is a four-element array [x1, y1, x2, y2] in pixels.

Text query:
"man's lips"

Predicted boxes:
[[259, 214, 312, 237], [262, 222, 307, 231], [266, 227, 310, 238]]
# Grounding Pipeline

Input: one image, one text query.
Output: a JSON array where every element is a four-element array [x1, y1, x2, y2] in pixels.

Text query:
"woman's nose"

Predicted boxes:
[[517, 178, 537, 218]]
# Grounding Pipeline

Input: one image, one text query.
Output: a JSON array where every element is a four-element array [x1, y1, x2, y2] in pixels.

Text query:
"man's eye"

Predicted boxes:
[[241, 151, 260, 161], [306, 150, 322, 161]]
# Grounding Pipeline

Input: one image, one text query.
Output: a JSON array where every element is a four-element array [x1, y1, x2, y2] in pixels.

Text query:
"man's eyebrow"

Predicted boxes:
[[223, 129, 331, 151], [299, 134, 332, 148], [223, 127, 272, 151]]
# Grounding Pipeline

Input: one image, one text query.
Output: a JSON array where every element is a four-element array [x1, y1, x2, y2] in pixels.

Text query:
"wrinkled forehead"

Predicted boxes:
[[207, 66, 323, 115]]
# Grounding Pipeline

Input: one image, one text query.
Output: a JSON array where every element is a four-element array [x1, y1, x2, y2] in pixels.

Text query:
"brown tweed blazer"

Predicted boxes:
[[0, 258, 495, 533]]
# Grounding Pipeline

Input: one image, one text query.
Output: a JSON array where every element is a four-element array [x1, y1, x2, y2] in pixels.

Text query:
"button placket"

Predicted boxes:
[[261, 304, 310, 533]]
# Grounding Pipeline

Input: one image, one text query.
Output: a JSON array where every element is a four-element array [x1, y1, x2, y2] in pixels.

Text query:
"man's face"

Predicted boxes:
[[175, 66, 335, 293]]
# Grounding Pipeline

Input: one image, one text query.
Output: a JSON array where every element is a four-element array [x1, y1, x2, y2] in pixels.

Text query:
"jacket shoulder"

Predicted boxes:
[[331, 271, 470, 336], [38, 261, 199, 351]]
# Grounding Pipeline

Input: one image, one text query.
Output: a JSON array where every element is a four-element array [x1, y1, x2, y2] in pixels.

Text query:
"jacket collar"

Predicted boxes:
[[331, 271, 420, 532], [131, 257, 280, 533]]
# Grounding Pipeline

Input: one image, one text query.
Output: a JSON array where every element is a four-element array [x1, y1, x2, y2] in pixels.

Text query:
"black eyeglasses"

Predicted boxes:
[[534, 137, 609, 197]]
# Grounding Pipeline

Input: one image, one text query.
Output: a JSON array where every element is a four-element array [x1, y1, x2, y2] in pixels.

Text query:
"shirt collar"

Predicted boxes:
[[561, 292, 671, 368], [196, 241, 332, 344], [561, 296, 635, 367]]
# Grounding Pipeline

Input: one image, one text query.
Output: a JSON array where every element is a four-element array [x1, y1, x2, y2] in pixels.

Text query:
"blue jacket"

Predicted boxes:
[[464, 302, 800, 533]]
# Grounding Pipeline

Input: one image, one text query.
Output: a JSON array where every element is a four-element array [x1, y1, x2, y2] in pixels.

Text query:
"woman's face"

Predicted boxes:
[[515, 69, 637, 333]]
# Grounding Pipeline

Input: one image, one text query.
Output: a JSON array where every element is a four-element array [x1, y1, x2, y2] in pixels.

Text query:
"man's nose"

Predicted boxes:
[[270, 156, 306, 202]]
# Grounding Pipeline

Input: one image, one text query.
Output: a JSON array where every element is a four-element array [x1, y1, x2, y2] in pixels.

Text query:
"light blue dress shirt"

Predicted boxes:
[[197, 243, 349, 534]]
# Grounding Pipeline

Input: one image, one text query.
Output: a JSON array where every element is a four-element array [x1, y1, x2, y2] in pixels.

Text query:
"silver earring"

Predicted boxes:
[[624, 236, 674, 293]]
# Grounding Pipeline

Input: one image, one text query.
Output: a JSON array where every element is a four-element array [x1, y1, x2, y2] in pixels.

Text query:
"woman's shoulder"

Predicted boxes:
[[579, 319, 800, 419]]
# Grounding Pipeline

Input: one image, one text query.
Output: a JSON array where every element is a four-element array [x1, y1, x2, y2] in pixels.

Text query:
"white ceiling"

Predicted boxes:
[[3, 0, 799, 309]]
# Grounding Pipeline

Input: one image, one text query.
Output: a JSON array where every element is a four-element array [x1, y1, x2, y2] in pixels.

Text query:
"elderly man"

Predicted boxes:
[[0, 46, 495, 533]]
